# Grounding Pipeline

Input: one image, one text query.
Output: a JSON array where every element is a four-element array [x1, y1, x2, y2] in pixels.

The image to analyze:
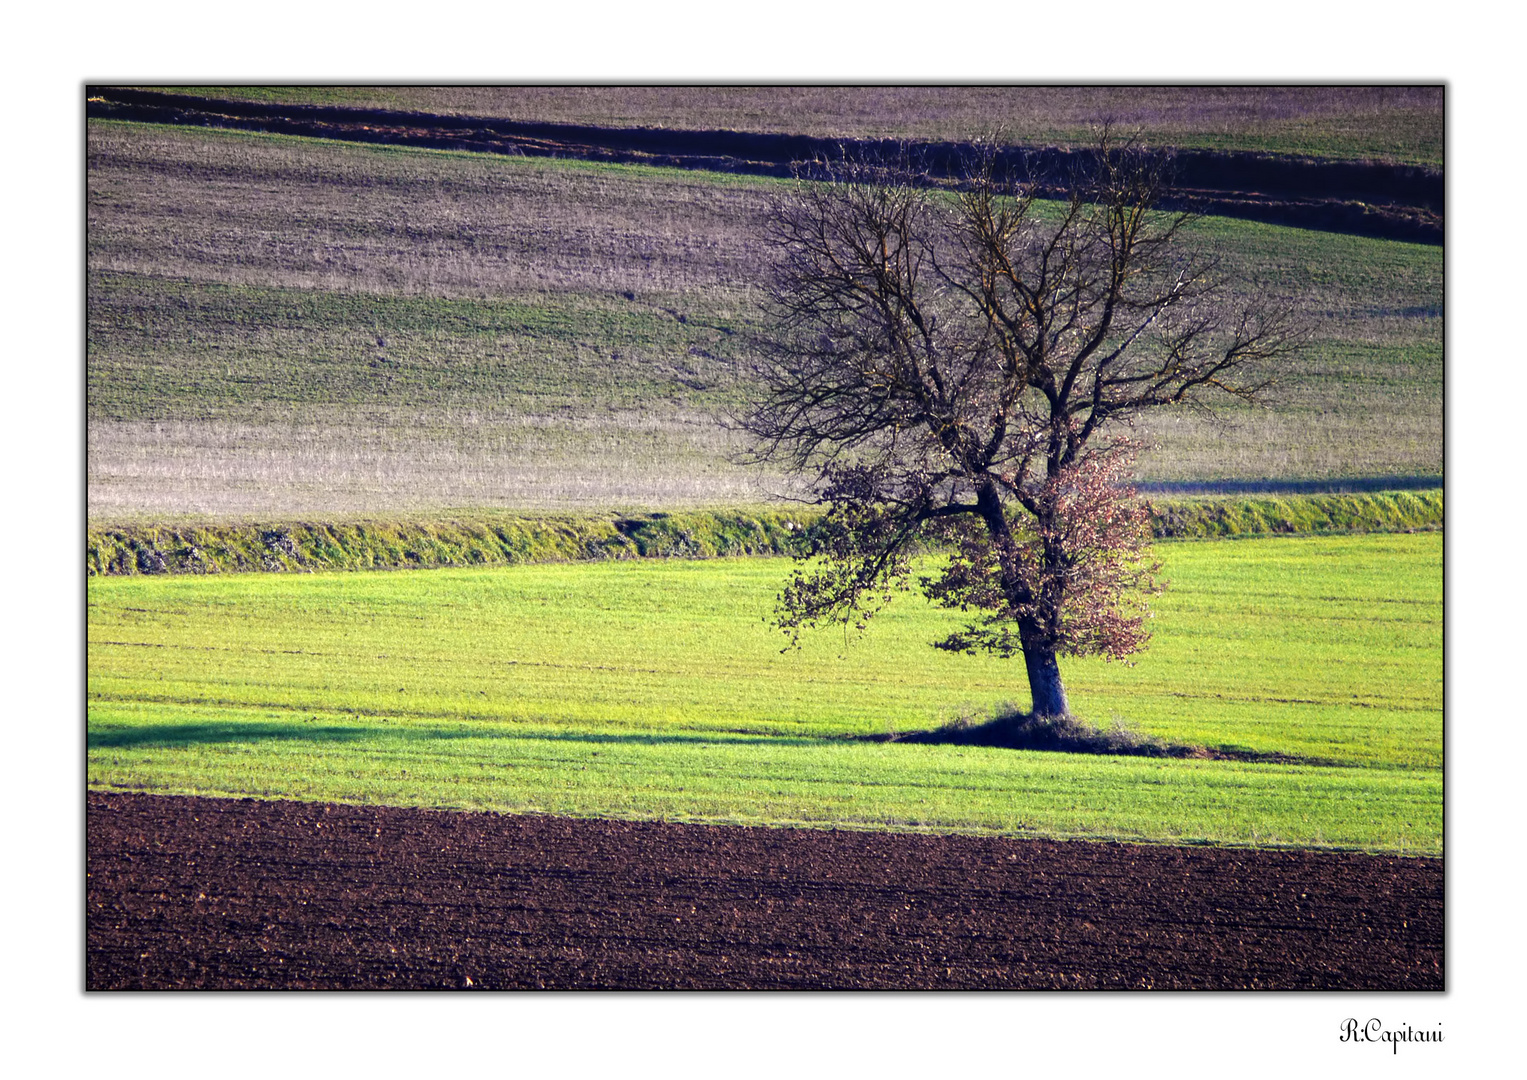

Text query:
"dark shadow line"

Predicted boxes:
[[85, 88, 1444, 245], [87, 721, 829, 751], [1136, 476, 1442, 495], [854, 718, 1346, 767], [87, 719, 1346, 766]]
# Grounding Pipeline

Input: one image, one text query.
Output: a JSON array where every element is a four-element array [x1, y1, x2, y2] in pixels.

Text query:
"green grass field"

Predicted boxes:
[[87, 120, 1441, 518], [87, 532, 1441, 854]]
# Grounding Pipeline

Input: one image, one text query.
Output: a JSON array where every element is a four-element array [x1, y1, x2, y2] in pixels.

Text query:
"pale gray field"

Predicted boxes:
[[87, 120, 1442, 520]]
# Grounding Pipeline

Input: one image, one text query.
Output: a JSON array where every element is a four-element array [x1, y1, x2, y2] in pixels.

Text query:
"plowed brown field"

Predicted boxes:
[[86, 792, 1442, 990]]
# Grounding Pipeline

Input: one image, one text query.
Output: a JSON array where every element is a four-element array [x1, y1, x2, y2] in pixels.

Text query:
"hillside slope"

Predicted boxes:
[[87, 115, 1442, 520]]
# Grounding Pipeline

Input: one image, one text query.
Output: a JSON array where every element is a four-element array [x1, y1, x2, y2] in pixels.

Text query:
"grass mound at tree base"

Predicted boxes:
[[867, 706, 1327, 765]]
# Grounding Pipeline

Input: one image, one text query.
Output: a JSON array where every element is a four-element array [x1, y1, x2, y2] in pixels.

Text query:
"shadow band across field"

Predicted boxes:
[[89, 716, 1332, 765], [1135, 474, 1443, 495], [86, 721, 827, 751], [85, 87, 1444, 245]]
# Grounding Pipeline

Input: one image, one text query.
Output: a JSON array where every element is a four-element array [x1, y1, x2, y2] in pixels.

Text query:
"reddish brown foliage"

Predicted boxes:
[[926, 443, 1162, 661]]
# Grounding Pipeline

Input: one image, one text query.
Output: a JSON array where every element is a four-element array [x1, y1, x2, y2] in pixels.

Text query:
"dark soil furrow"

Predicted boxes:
[[86, 87, 1442, 245], [86, 791, 1442, 990]]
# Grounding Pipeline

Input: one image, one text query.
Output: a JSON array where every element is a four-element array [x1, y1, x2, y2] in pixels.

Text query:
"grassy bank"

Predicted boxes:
[[87, 533, 1441, 853], [88, 490, 1441, 577], [87, 509, 812, 576], [1149, 488, 1442, 539]]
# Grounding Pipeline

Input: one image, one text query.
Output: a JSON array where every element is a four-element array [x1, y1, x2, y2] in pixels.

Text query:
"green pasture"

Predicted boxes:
[[87, 533, 1442, 854]]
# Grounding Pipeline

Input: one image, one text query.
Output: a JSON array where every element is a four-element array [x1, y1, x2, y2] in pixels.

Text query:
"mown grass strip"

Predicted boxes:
[[87, 490, 1441, 577]]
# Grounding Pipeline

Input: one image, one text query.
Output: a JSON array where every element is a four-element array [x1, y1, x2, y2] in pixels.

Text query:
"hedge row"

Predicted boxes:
[[86, 510, 814, 577], [88, 490, 1441, 577]]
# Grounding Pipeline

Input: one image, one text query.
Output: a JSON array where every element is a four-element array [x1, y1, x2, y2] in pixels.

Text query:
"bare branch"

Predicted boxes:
[[739, 134, 1305, 714]]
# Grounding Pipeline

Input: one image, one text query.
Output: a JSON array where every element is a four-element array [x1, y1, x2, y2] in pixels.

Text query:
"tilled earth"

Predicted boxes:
[[86, 792, 1443, 990]]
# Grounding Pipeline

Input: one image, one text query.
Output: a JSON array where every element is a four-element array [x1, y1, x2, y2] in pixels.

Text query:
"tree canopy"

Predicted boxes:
[[744, 136, 1305, 718]]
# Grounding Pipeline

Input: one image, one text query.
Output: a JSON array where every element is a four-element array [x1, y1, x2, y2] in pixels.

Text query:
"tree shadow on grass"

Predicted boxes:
[[87, 721, 825, 751], [87, 715, 1334, 764], [89, 723, 376, 749], [857, 708, 1337, 766]]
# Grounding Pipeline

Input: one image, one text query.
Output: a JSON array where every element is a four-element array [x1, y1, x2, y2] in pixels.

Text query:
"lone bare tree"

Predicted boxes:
[[744, 136, 1304, 719]]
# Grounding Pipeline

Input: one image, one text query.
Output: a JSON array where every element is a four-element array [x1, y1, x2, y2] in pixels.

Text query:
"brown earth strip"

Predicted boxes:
[[86, 792, 1442, 990], [86, 87, 1442, 245]]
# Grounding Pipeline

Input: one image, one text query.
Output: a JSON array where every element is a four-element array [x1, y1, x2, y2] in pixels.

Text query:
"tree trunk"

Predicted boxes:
[[1023, 642, 1071, 718], [973, 478, 1072, 717]]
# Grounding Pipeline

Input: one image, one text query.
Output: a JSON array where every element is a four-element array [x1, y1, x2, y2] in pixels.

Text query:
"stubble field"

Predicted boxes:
[[87, 119, 1441, 518]]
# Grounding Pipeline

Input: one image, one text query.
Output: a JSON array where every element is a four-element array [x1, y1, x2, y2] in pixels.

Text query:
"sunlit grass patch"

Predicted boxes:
[[87, 534, 1441, 853]]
